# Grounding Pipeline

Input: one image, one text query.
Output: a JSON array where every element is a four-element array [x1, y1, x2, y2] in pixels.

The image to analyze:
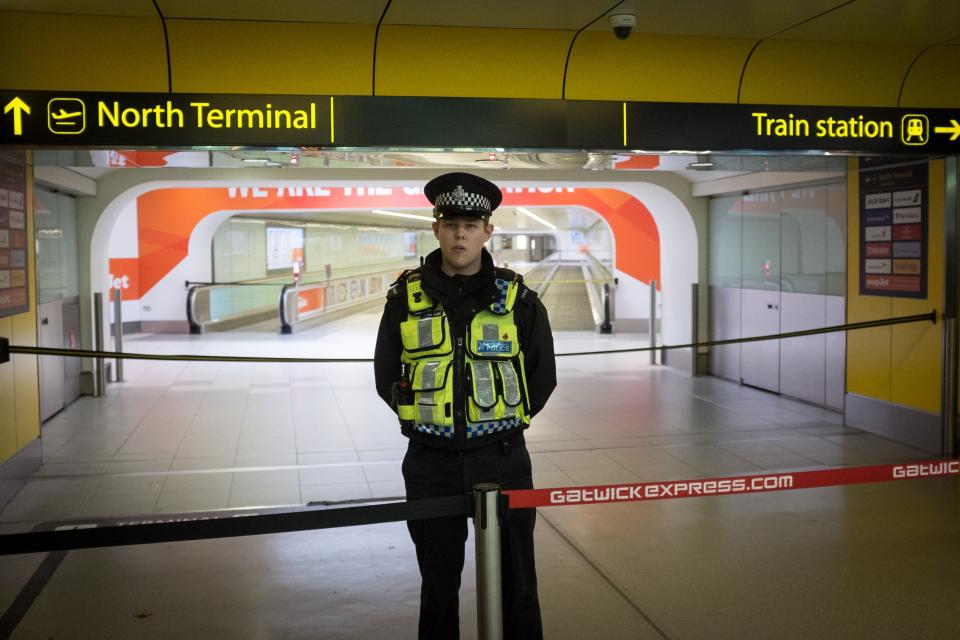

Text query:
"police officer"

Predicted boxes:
[[374, 172, 556, 639]]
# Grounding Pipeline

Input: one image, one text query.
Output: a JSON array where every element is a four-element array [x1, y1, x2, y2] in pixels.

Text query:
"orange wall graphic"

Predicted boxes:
[[108, 151, 178, 167], [133, 186, 660, 298], [107, 257, 140, 301]]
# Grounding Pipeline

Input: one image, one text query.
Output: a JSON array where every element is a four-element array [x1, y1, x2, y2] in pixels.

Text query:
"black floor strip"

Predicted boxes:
[[0, 550, 68, 639], [539, 511, 672, 640]]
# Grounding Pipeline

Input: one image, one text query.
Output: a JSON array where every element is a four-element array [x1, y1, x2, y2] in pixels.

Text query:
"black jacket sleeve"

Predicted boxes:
[[517, 288, 557, 418], [373, 297, 404, 410]]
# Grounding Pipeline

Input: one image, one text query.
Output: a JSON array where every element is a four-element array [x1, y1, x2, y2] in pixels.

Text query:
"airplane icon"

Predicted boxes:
[[51, 109, 82, 122], [47, 98, 85, 134]]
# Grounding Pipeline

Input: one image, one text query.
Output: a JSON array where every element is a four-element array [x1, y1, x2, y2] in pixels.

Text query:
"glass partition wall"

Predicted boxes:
[[709, 181, 847, 410]]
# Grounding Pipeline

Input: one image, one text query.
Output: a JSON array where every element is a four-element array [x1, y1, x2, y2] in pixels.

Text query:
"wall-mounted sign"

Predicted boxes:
[[859, 158, 928, 299], [1, 90, 959, 153], [265, 225, 305, 274], [0, 150, 28, 318]]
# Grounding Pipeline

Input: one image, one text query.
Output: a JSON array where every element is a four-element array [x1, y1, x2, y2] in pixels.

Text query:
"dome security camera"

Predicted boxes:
[[608, 13, 637, 40]]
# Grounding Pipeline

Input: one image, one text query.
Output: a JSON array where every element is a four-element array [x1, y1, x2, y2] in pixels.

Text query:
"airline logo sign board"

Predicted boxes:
[[859, 158, 928, 298], [0, 150, 28, 318], [1, 90, 959, 153]]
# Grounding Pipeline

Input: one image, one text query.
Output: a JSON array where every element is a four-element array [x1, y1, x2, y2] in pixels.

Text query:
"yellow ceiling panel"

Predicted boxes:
[[899, 44, 960, 107], [741, 40, 923, 107], [157, 0, 387, 23], [0, 11, 167, 91], [385, 0, 615, 29], [167, 19, 375, 94], [375, 25, 570, 99], [778, 0, 960, 44], [583, 0, 843, 38], [0, 0, 155, 16], [566, 32, 754, 102]]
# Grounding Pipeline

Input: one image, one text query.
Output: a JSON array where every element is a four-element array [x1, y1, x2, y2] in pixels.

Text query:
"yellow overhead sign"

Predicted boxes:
[[97, 101, 318, 130], [751, 112, 895, 139], [3, 97, 29, 136], [934, 119, 960, 141], [1, 89, 959, 152]]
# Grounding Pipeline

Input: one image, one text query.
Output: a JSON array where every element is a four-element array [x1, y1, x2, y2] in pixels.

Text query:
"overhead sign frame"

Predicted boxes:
[[1, 90, 958, 154]]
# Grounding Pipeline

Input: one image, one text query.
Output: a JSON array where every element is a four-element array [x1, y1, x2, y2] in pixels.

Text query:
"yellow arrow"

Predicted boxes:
[[934, 119, 960, 141], [3, 97, 31, 136]]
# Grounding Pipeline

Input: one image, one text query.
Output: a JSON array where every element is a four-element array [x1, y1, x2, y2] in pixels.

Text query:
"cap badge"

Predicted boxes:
[[453, 185, 466, 203]]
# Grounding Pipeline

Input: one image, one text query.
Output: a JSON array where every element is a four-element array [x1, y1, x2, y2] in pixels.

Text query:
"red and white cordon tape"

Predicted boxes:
[[502, 459, 960, 509]]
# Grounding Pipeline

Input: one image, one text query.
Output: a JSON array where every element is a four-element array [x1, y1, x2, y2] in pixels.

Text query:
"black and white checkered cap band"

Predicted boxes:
[[433, 186, 491, 213]]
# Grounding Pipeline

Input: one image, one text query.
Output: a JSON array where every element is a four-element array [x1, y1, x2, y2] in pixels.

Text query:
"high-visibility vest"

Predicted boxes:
[[396, 271, 531, 440]]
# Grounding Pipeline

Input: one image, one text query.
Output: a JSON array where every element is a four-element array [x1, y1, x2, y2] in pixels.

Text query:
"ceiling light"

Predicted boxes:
[[372, 209, 434, 222], [515, 207, 557, 230], [687, 153, 715, 170], [475, 152, 507, 167]]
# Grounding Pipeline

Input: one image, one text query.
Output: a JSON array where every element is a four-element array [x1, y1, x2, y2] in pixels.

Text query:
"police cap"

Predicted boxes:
[[424, 172, 503, 220]]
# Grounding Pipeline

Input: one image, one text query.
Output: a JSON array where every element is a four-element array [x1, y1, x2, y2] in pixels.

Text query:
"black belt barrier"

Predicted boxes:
[[0, 310, 939, 555], [3, 311, 937, 363], [0, 496, 472, 556]]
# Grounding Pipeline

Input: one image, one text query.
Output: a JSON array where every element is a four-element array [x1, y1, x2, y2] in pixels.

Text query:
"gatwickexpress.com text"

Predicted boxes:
[[549, 475, 795, 505]]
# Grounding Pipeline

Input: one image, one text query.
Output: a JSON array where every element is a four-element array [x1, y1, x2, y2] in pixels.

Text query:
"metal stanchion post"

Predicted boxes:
[[93, 293, 106, 397], [113, 287, 124, 382], [943, 316, 957, 457], [474, 483, 503, 640], [943, 156, 959, 457], [649, 279, 657, 365], [691, 283, 700, 376]]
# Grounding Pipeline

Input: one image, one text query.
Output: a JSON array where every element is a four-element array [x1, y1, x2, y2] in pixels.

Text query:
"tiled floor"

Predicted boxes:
[[1, 310, 956, 639]]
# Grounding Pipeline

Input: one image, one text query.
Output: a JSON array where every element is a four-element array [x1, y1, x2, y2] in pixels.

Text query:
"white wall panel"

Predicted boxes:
[[779, 291, 826, 405], [709, 285, 741, 382], [741, 288, 780, 392], [825, 295, 846, 410], [37, 300, 64, 422]]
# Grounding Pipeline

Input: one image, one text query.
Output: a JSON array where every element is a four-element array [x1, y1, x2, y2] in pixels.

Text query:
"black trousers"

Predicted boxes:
[[402, 435, 543, 640]]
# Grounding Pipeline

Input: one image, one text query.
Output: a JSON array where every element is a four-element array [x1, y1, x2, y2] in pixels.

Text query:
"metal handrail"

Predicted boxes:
[[186, 282, 284, 334], [188, 263, 416, 334], [581, 252, 616, 331], [187, 259, 417, 288], [279, 267, 403, 334]]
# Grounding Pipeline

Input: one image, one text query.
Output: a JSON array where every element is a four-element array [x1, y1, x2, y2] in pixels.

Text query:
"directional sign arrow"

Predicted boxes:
[[3, 97, 31, 136], [934, 119, 960, 141]]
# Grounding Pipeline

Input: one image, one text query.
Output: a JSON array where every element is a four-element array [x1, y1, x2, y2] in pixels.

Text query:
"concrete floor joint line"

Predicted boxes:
[[538, 510, 673, 640]]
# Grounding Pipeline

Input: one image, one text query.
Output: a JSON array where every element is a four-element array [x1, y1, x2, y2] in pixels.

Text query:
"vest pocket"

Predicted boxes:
[[400, 315, 452, 358], [466, 360, 526, 423], [410, 360, 453, 426], [467, 361, 499, 422], [497, 361, 523, 409], [467, 315, 519, 359]]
